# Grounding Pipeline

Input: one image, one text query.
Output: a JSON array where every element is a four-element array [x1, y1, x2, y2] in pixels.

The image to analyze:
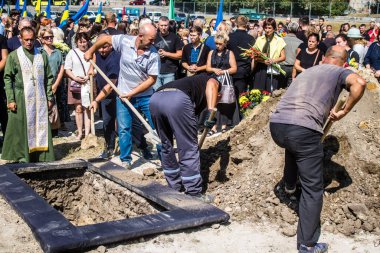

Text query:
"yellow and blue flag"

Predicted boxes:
[[22, 0, 27, 17], [59, 0, 69, 28], [95, 2, 102, 23]]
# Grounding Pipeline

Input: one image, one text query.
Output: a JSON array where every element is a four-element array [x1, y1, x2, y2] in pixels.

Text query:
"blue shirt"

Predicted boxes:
[[95, 50, 120, 98], [205, 36, 216, 51], [363, 42, 380, 71]]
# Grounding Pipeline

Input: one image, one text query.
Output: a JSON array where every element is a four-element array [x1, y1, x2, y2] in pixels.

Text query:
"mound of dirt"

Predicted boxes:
[[200, 78, 380, 237]]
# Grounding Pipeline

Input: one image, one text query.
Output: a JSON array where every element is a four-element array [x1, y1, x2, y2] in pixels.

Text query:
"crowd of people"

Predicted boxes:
[[0, 9, 373, 253]]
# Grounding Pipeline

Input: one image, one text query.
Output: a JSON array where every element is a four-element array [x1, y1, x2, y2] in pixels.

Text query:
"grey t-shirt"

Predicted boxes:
[[270, 64, 353, 133], [112, 35, 160, 97]]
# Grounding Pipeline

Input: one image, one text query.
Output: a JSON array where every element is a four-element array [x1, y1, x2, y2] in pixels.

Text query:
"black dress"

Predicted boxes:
[[211, 49, 240, 128]]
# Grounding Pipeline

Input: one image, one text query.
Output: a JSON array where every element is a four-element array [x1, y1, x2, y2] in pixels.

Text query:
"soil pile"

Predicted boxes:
[[200, 78, 380, 237]]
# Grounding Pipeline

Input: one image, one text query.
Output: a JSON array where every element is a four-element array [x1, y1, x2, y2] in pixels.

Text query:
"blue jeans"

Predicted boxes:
[[153, 73, 175, 90], [116, 96, 154, 163]]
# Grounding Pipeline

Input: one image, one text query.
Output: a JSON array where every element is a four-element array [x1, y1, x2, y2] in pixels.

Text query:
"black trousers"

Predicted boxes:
[[100, 98, 117, 150], [0, 92, 7, 134], [270, 122, 324, 248]]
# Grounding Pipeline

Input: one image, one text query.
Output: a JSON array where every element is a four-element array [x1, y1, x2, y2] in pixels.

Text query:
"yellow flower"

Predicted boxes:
[[250, 89, 261, 96], [239, 96, 249, 105], [262, 95, 270, 102]]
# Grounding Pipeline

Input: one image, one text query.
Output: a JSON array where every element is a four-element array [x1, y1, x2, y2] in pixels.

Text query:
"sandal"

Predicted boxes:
[[207, 130, 216, 137], [221, 128, 228, 133]]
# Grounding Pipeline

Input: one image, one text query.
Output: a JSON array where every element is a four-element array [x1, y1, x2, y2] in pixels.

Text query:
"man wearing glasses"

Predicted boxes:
[[2, 26, 55, 162], [84, 23, 160, 169]]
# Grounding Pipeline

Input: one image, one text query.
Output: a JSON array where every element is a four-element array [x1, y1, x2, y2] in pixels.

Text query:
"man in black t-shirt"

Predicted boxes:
[[149, 74, 220, 201], [101, 12, 122, 36], [153, 16, 183, 90], [227, 15, 255, 94], [181, 26, 210, 76]]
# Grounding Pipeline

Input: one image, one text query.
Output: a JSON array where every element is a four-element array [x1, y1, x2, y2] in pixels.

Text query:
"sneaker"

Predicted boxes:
[[121, 161, 132, 170], [285, 183, 296, 194], [190, 193, 215, 203], [141, 148, 153, 160], [299, 243, 328, 253]]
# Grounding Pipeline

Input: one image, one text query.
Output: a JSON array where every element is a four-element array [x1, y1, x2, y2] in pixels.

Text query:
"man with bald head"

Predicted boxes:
[[7, 17, 41, 52], [84, 23, 160, 169], [270, 45, 366, 253]]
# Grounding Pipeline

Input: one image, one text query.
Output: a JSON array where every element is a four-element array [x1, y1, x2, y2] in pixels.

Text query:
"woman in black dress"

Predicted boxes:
[[206, 31, 237, 136], [294, 33, 324, 76]]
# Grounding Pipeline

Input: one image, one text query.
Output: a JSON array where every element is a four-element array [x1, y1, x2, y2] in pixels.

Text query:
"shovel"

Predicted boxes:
[[90, 75, 96, 135], [321, 96, 347, 142], [198, 108, 217, 149], [89, 59, 161, 145], [80, 75, 99, 150]]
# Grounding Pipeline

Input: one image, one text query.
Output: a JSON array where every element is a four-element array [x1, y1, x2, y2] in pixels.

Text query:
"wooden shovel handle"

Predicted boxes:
[[321, 96, 346, 142], [198, 108, 217, 149]]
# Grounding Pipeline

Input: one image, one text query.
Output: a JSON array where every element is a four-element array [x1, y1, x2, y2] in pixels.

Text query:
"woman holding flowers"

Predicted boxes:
[[252, 18, 286, 91], [206, 31, 237, 136]]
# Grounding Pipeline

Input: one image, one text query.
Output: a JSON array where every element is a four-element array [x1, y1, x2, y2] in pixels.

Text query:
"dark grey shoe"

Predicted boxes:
[[298, 243, 328, 253]]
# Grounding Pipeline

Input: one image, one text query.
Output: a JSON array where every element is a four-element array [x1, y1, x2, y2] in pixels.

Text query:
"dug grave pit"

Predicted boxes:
[[17, 168, 162, 226], [0, 160, 229, 253]]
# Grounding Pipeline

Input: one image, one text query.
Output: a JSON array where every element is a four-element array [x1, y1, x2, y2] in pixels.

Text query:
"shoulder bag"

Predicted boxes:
[[69, 49, 87, 93], [218, 70, 236, 104]]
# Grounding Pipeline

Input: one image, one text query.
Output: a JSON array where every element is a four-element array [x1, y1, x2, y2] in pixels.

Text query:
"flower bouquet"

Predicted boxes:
[[239, 89, 271, 116], [240, 46, 286, 76], [278, 29, 287, 38]]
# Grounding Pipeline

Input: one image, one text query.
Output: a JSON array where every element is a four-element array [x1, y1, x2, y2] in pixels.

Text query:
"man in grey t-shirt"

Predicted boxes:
[[84, 24, 160, 169], [270, 46, 366, 253]]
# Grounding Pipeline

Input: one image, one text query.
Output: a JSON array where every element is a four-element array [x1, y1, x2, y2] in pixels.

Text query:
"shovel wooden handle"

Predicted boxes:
[[321, 96, 346, 142], [90, 75, 96, 135], [89, 59, 159, 142], [198, 108, 217, 149]]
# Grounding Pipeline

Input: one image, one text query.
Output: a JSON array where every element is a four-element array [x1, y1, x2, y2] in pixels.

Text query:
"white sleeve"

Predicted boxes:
[[64, 50, 73, 70]]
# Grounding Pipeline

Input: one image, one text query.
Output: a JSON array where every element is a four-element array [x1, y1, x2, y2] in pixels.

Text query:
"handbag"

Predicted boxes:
[[218, 70, 236, 104], [69, 49, 87, 93]]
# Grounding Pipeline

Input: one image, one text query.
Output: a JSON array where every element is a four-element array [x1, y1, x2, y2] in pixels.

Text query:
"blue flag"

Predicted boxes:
[[15, 0, 20, 11], [45, 0, 51, 19], [215, 0, 224, 28], [72, 0, 90, 23]]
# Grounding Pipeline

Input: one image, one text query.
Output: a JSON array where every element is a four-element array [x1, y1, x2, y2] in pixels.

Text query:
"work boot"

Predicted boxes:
[[285, 183, 296, 194], [190, 193, 215, 204], [141, 148, 153, 160], [298, 243, 328, 253]]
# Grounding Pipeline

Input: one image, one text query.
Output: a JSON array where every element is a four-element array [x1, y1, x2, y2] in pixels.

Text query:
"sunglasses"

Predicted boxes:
[[43, 36, 54, 40]]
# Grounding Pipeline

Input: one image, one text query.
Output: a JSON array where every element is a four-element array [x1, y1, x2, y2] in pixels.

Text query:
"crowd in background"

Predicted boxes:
[[0, 8, 379, 156]]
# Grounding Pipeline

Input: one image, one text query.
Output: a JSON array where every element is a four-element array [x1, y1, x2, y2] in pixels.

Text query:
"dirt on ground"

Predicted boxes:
[[199, 71, 380, 238], [0, 70, 380, 252]]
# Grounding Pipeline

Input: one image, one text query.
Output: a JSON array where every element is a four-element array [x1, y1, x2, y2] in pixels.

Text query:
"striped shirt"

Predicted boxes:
[[112, 35, 160, 97]]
